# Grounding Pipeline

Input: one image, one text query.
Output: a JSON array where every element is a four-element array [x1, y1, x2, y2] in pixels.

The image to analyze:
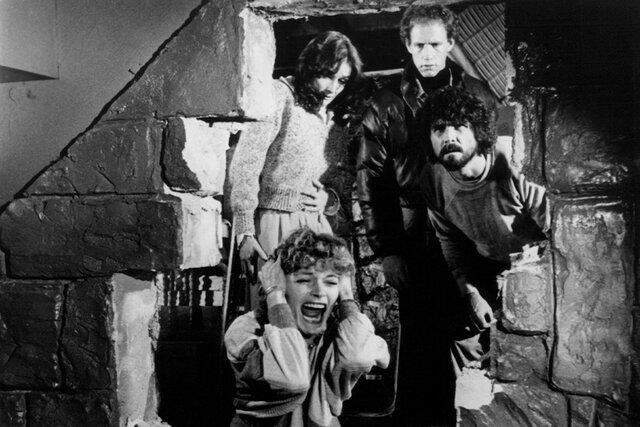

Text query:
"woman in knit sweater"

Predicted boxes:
[[228, 31, 365, 306]]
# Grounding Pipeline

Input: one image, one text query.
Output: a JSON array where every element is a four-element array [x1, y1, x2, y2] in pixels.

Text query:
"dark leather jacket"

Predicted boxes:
[[356, 60, 497, 258]]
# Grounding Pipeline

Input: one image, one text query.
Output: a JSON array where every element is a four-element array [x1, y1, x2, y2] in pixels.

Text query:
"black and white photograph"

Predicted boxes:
[[0, 0, 638, 425]]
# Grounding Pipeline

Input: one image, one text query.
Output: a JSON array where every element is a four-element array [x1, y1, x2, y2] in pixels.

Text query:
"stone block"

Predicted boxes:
[[167, 191, 224, 270], [552, 197, 634, 405], [24, 120, 164, 196], [0, 281, 64, 389], [568, 395, 595, 427], [162, 118, 230, 195], [112, 273, 161, 425], [28, 391, 117, 427], [61, 278, 116, 391], [457, 377, 567, 427], [545, 92, 633, 193], [0, 392, 26, 426], [104, 1, 274, 120], [499, 245, 553, 333], [570, 396, 639, 427], [490, 326, 548, 382], [0, 195, 181, 277]]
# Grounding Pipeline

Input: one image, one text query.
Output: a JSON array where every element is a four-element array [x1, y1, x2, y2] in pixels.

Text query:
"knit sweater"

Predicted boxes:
[[225, 301, 390, 426], [229, 77, 345, 236], [420, 149, 549, 294]]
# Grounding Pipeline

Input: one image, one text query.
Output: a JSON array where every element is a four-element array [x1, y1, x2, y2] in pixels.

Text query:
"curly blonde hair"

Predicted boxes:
[[273, 228, 355, 276]]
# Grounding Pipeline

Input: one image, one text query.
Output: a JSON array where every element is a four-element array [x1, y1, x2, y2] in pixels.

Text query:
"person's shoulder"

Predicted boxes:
[[226, 311, 261, 338], [365, 83, 404, 123], [273, 77, 296, 100]]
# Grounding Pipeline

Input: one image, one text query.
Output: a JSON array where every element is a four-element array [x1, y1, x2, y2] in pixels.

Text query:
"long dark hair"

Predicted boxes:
[[294, 31, 364, 113]]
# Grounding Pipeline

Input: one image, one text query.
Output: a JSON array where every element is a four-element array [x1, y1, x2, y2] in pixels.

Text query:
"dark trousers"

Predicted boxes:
[[393, 247, 458, 426]]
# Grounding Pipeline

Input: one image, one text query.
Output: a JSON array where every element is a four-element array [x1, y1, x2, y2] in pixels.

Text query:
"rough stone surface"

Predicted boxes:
[[458, 381, 568, 427], [29, 391, 117, 427], [499, 245, 553, 334], [166, 191, 224, 270], [0, 281, 64, 389], [24, 120, 164, 196], [112, 273, 161, 425], [104, 1, 246, 120], [162, 118, 230, 195], [568, 395, 595, 427], [0, 392, 26, 426], [0, 195, 182, 278], [239, 8, 276, 119], [552, 197, 633, 405], [545, 92, 633, 193], [569, 397, 639, 427], [249, 0, 428, 16], [490, 326, 548, 383], [62, 278, 116, 391], [632, 308, 640, 417]]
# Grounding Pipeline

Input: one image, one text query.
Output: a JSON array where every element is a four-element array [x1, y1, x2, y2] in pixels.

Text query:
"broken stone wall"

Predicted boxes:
[[458, 0, 639, 425], [0, 1, 274, 425]]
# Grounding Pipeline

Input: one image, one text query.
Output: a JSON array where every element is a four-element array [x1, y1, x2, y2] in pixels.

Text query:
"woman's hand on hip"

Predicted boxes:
[[301, 180, 328, 212]]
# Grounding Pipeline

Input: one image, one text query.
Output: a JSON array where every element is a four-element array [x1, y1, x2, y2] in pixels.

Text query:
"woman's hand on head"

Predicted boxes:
[[258, 255, 287, 295], [300, 180, 328, 212]]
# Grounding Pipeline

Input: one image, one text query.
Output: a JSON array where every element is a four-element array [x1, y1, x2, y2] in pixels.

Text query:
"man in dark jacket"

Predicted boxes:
[[356, 4, 496, 424]]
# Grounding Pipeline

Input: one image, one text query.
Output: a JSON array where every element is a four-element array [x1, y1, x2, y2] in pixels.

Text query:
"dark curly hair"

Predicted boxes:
[[426, 86, 496, 160], [294, 31, 364, 113], [399, 4, 459, 45], [273, 228, 355, 276]]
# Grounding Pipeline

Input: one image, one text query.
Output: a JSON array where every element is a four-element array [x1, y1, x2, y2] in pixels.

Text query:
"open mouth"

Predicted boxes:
[[300, 302, 327, 323]]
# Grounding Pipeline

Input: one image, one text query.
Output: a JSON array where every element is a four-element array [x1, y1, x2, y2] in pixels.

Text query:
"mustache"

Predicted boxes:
[[440, 143, 463, 155]]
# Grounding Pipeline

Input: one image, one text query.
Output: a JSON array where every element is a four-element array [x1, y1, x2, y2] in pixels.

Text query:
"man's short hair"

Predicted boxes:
[[428, 86, 496, 158], [274, 228, 355, 276], [399, 4, 459, 44]]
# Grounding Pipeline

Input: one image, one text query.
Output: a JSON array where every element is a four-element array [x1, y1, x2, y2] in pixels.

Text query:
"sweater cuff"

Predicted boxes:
[[234, 211, 255, 236], [339, 300, 360, 319], [268, 303, 296, 328]]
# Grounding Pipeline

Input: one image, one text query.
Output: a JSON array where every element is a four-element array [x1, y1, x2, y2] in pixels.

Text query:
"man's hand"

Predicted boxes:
[[465, 289, 494, 331], [382, 255, 409, 291], [301, 180, 329, 212], [338, 274, 354, 301], [239, 235, 268, 278]]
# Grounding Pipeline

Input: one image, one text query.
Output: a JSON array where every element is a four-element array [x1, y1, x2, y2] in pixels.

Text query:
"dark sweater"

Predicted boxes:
[[421, 149, 548, 294]]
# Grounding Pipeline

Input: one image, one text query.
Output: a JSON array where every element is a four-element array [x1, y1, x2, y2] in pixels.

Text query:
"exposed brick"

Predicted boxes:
[[499, 245, 553, 334], [28, 391, 117, 427], [458, 381, 567, 427], [545, 91, 633, 193], [0, 281, 65, 389], [61, 279, 116, 390], [103, 1, 247, 120], [490, 326, 548, 382], [552, 197, 634, 405], [0, 195, 181, 278], [0, 392, 26, 426], [24, 120, 164, 196]]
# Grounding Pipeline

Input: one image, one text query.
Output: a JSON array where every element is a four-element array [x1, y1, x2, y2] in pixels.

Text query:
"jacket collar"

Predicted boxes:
[[401, 59, 465, 116]]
